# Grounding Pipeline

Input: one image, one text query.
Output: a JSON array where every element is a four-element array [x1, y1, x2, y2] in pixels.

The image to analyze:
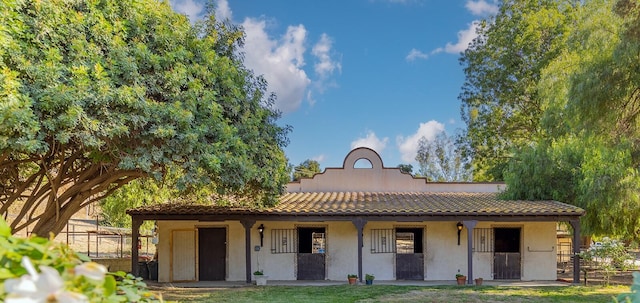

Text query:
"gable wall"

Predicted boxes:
[[286, 148, 504, 193]]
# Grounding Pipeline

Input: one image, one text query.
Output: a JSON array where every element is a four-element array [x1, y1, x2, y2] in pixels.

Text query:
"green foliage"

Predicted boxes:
[[616, 271, 640, 303], [0, 0, 290, 236], [503, 135, 640, 240], [292, 160, 321, 181], [365, 274, 375, 281], [0, 217, 159, 302], [347, 274, 357, 278], [397, 164, 414, 175], [501, 0, 640, 241], [100, 173, 179, 229], [459, 0, 575, 181], [415, 132, 472, 182], [579, 238, 634, 286]]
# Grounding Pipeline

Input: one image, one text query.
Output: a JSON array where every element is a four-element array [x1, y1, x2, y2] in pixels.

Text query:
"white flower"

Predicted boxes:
[[4, 257, 88, 303], [55, 290, 89, 303], [74, 262, 107, 281], [4, 275, 37, 299]]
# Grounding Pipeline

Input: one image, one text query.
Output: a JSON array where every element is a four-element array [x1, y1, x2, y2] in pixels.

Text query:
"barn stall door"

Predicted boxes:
[[493, 228, 521, 279], [395, 228, 424, 280], [297, 227, 326, 280], [198, 228, 226, 281], [171, 230, 196, 281]]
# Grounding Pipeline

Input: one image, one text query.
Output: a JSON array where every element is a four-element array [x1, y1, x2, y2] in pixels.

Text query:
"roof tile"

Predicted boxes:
[[127, 192, 585, 217]]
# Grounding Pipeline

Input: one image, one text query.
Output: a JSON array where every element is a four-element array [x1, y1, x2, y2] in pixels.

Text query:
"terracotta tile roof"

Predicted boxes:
[[127, 192, 584, 217]]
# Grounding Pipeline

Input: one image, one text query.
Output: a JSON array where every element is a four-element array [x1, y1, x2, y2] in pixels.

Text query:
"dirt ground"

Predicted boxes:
[[557, 269, 636, 286]]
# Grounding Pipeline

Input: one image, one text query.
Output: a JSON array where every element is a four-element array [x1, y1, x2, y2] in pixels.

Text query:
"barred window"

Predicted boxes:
[[271, 229, 297, 253], [473, 228, 494, 252], [370, 229, 395, 253]]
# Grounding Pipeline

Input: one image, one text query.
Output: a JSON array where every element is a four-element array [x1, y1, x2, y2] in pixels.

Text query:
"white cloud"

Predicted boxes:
[[435, 21, 480, 54], [397, 121, 445, 163], [312, 34, 341, 78], [310, 34, 342, 95], [406, 48, 429, 62], [171, 0, 205, 21], [351, 131, 389, 153], [175, 0, 340, 114], [312, 154, 326, 163], [306, 91, 316, 106], [465, 0, 498, 16], [241, 19, 311, 114], [215, 0, 232, 21]]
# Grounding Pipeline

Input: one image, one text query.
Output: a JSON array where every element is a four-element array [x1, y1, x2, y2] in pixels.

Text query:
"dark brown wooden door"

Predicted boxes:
[[198, 228, 226, 281], [493, 228, 521, 279], [297, 227, 325, 280], [494, 253, 521, 279], [396, 253, 424, 280], [297, 253, 325, 280], [395, 228, 424, 280]]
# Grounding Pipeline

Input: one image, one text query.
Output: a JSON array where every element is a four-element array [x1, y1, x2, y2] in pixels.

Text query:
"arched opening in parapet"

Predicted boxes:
[[354, 158, 373, 168]]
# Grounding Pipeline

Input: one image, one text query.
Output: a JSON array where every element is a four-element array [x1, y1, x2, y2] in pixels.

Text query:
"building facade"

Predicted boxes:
[[128, 148, 584, 283]]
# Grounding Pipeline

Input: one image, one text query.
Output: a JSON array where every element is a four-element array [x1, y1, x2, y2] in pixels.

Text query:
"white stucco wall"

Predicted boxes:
[[156, 220, 558, 282], [521, 222, 558, 280]]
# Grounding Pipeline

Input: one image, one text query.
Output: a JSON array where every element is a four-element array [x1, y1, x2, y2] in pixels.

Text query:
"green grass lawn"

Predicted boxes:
[[158, 285, 630, 303]]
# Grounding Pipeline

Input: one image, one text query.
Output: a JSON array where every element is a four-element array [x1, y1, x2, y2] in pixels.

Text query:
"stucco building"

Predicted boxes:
[[128, 147, 584, 284]]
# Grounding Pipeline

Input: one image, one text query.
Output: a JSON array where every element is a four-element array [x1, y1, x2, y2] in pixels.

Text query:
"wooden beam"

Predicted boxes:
[[463, 220, 477, 285], [569, 219, 581, 284], [352, 218, 367, 282], [131, 217, 143, 276], [241, 220, 256, 284]]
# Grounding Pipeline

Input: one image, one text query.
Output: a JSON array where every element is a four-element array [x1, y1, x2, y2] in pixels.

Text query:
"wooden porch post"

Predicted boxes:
[[352, 218, 367, 282], [241, 220, 256, 284], [131, 217, 143, 276], [570, 219, 581, 284], [463, 220, 477, 285]]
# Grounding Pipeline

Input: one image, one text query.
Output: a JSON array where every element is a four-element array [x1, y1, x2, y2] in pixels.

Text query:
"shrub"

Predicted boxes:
[[0, 217, 161, 302], [615, 271, 640, 303], [580, 238, 634, 285]]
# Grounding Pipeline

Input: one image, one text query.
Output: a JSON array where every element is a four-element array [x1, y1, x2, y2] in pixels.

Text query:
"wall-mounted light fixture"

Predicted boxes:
[[456, 222, 464, 246], [258, 224, 265, 247]]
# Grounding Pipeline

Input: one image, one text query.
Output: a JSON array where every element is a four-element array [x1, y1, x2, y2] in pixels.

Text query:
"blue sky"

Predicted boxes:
[[169, 0, 499, 169]]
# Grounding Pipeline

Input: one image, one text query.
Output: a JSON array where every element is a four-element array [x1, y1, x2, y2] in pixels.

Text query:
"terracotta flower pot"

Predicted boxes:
[[456, 276, 466, 285], [348, 277, 357, 285], [475, 278, 483, 286]]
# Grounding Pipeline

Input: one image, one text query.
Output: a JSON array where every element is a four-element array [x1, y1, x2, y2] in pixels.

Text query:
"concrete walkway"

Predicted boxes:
[[146, 279, 570, 289]]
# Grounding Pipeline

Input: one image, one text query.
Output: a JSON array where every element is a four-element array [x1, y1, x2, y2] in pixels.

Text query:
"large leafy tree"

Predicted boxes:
[[0, 0, 290, 236], [292, 160, 321, 181], [502, 0, 640, 240], [458, 0, 575, 180], [415, 132, 472, 182]]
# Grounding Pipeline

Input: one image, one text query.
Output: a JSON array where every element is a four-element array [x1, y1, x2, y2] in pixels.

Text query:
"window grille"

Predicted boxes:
[[473, 228, 494, 252], [271, 229, 297, 253], [370, 229, 395, 253]]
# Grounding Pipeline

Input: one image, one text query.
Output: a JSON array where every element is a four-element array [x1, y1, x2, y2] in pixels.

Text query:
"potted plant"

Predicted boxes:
[[253, 270, 268, 286], [365, 274, 375, 285], [455, 273, 466, 285], [474, 277, 483, 286], [347, 274, 358, 285]]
